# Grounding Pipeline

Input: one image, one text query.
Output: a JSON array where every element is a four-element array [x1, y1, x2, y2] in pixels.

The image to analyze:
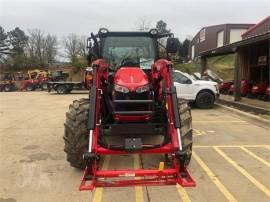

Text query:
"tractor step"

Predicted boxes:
[[113, 111, 153, 115], [79, 167, 196, 191], [113, 100, 153, 103]]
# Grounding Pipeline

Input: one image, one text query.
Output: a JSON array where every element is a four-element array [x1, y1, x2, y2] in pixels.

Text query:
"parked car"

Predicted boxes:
[[173, 70, 219, 109]]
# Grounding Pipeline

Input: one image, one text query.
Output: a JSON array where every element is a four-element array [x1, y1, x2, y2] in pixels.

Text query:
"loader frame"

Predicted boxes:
[[79, 29, 196, 190]]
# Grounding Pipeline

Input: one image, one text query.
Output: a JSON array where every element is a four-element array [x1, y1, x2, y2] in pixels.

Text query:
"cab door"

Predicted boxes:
[[173, 72, 193, 100]]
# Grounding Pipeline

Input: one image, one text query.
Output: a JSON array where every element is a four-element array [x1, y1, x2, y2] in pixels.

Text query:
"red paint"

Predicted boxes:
[[79, 166, 195, 190], [114, 67, 149, 91], [265, 86, 270, 96], [251, 83, 268, 94], [96, 144, 173, 155], [242, 16, 270, 37], [114, 114, 151, 122]]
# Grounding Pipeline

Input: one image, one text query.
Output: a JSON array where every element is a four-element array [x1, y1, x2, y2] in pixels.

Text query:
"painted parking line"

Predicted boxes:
[[176, 184, 191, 202], [214, 147, 270, 198], [193, 120, 246, 123], [133, 154, 192, 202], [133, 154, 144, 202], [92, 155, 111, 202], [192, 151, 237, 202], [194, 145, 270, 148], [239, 146, 270, 168], [193, 129, 207, 137]]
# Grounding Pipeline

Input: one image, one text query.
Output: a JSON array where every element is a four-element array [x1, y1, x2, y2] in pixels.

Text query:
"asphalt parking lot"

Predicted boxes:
[[0, 92, 269, 202]]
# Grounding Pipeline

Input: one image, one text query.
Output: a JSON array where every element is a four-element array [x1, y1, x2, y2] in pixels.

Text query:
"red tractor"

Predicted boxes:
[[19, 70, 50, 91], [63, 28, 195, 191], [228, 80, 253, 97], [264, 86, 270, 101], [219, 80, 233, 94], [248, 83, 268, 99]]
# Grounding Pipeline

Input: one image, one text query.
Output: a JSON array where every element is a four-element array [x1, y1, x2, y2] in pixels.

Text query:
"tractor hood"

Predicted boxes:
[[114, 67, 149, 91]]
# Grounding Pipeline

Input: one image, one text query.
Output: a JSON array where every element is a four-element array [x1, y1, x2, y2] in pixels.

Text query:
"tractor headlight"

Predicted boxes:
[[136, 84, 150, 93], [114, 84, 129, 93]]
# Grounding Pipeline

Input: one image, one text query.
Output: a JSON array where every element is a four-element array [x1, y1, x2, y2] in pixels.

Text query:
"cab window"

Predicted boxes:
[[173, 72, 191, 84]]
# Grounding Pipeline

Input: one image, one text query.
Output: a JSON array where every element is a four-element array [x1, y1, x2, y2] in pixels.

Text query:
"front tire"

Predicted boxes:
[[4, 84, 12, 92], [64, 99, 89, 169], [178, 99, 193, 166], [26, 84, 35, 91], [195, 91, 215, 109]]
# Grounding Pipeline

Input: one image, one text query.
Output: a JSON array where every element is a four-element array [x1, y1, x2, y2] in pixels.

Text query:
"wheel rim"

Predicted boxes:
[[58, 86, 65, 94], [26, 85, 33, 91], [198, 94, 212, 108]]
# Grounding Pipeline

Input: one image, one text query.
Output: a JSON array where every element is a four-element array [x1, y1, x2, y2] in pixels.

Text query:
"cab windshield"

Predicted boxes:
[[102, 36, 156, 70]]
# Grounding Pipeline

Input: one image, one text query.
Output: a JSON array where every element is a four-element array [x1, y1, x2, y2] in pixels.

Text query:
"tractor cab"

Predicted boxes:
[[50, 70, 69, 82], [2, 72, 13, 81]]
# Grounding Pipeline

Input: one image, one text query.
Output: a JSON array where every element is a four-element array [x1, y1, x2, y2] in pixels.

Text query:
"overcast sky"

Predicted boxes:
[[0, 0, 269, 40]]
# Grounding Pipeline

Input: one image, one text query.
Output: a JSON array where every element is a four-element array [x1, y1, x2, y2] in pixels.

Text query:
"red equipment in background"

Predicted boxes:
[[219, 81, 233, 94], [264, 86, 270, 101], [228, 80, 253, 97], [248, 83, 268, 99], [19, 72, 49, 91]]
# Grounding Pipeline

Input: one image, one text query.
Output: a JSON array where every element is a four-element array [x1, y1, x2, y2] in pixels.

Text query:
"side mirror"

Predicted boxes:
[[166, 38, 179, 54]]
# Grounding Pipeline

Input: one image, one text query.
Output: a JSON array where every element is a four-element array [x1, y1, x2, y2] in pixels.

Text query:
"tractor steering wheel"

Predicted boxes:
[[120, 58, 137, 67]]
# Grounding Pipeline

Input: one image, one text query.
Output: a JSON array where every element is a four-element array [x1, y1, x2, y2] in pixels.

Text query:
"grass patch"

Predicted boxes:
[[174, 54, 235, 80], [174, 63, 200, 74]]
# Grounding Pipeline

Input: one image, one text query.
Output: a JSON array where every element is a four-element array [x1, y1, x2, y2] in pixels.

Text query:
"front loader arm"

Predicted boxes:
[[152, 59, 182, 151]]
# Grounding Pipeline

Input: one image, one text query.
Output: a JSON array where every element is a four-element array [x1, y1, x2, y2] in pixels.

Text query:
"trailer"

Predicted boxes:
[[47, 67, 93, 94]]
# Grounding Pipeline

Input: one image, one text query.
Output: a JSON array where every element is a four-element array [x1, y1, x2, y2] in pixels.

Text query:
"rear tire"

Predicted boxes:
[[64, 99, 89, 169], [57, 85, 67, 94], [4, 84, 12, 92], [195, 91, 215, 109], [178, 99, 193, 166]]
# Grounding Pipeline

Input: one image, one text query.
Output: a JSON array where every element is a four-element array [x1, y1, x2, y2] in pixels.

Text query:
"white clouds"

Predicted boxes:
[[0, 0, 269, 40]]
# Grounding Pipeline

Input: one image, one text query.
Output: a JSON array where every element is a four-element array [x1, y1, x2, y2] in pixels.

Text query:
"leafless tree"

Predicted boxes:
[[26, 29, 58, 66], [62, 33, 80, 60], [136, 16, 151, 31], [45, 34, 58, 64], [27, 29, 46, 67], [77, 36, 87, 57]]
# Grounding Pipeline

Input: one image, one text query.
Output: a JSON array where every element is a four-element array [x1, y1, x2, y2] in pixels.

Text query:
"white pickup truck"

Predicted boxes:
[[173, 70, 219, 109]]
